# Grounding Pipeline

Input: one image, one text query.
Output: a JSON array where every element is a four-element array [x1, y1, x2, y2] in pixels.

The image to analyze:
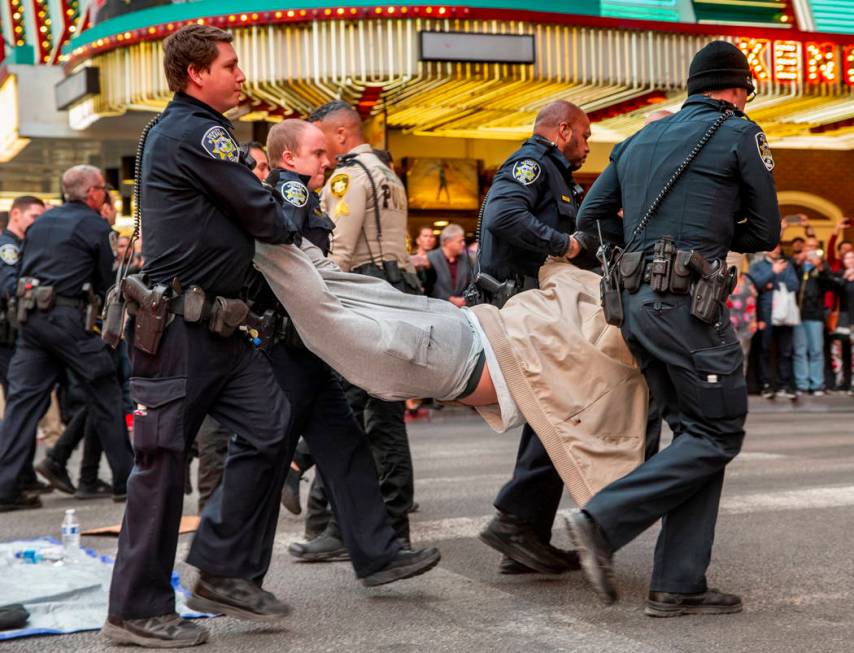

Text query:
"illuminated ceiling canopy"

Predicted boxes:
[[5, 1, 850, 147]]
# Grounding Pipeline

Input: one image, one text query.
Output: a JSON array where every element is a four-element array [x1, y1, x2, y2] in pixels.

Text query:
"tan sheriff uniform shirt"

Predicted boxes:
[[320, 144, 414, 273]]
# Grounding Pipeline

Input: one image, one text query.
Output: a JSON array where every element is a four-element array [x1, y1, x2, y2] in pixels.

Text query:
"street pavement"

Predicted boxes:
[[2, 395, 854, 652]]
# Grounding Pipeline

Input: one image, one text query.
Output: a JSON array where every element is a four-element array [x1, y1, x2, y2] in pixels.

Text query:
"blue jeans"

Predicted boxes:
[[793, 320, 825, 391]]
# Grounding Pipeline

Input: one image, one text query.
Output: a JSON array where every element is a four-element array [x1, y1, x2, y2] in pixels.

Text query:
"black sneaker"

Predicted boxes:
[[0, 492, 42, 513], [101, 613, 209, 648], [565, 510, 618, 605], [760, 385, 775, 400], [186, 575, 290, 622], [479, 511, 568, 575], [360, 547, 441, 587], [280, 468, 302, 515], [288, 533, 350, 562], [645, 588, 743, 617], [35, 458, 75, 495], [75, 479, 113, 500], [499, 546, 580, 574], [19, 478, 53, 495]]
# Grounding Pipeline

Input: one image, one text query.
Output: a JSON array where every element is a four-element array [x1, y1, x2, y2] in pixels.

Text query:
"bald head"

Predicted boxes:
[[308, 100, 365, 158], [532, 101, 590, 170], [267, 119, 331, 189]]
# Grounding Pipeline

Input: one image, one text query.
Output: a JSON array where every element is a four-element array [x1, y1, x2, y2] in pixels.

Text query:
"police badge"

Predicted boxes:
[[0, 244, 19, 266], [201, 126, 239, 162], [281, 180, 308, 207], [512, 159, 541, 185], [755, 132, 775, 172], [329, 173, 349, 199]]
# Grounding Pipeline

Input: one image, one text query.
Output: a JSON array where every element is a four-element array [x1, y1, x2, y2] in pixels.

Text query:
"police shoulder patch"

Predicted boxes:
[[329, 173, 350, 199], [755, 132, 775, 172], [281, 180, 308, 207], [512, 159, 541, 185], [201, 126, 239, 162], [0, 243, 18, 266]]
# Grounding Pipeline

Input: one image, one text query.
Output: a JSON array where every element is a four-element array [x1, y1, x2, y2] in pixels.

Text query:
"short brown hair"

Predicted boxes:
[[163, 25, 233, 93], [11, 195, 44, 214], [266, 120, 310, 167]]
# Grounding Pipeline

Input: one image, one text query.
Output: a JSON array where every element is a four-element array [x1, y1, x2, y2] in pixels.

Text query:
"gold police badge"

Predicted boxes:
[[281, 180, 308, 207], [755, 132, 775, 172], [512, 159, 541, 185], [201, 126, 239, 162], [329, 173, 350, 199]]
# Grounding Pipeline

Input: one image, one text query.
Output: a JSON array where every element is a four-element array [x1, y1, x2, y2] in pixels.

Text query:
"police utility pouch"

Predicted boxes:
[[181, 286, 207, 323], [650, 237, 675, 294], [101, 284, 125, 348], [16, 277, 39, 324], [34, 286, 56, 311], [670, 251, 694, 294], [209, 297, 249, 337], [618, 252, 644, 294]]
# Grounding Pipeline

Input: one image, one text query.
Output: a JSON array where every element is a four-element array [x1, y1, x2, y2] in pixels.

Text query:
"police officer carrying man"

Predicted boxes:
[[0, 167, 133, 513], [104, 25, 300, 647], [569, 41, 780, 615], [304, 101, 417, 553], [474, 100, 590, 575], [0, 196, 45, 396], [245, 118, 440, 584]]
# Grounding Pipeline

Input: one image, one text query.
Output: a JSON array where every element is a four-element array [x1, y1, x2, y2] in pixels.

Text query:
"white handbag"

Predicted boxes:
[[771, 283, 801, 326]]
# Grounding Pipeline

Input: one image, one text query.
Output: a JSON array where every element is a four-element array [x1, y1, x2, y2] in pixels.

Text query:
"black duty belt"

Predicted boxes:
[[168, 292, 214, 322], [54, 296, 86, 310]]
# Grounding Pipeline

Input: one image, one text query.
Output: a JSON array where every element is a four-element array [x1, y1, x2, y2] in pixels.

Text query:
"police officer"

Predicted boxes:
[[475, 100, 590, 575], [307, 101, 417, 550], [570, 41, 780, 615], [247, 118, 440, 583], [0, 196, 45, 395], [0, 168, 132, 512], [104, 25, 299, 647], [0, 196, 47, 497]]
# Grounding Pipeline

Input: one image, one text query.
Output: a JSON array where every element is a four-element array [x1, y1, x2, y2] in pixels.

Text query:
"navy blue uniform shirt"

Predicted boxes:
[[246, 169, 335, 314], [18, 201, 114, 297], [140, 92, 297, 297], [0, 229, 22, 300], [478, 135, 580, 281], [266, 168, 335, 256], [577, 95, 780, 259]]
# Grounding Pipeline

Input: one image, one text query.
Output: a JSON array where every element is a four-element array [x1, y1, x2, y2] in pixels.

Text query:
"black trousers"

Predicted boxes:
[[195, 415, 230, 513], [494, 424, 564, 544], [334, 381, 414, 543], [47, 403, 104, 487], [0, 343, 13, 396], [584, 289, 746, 594], [756, 324, 794, 391], [266, 345, 399, 576], [0, 307, 132, 499], [109, 318, 292, 620]]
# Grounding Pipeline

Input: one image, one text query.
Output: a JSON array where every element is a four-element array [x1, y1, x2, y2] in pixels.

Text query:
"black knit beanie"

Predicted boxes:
[[687, 41, 755, 95]]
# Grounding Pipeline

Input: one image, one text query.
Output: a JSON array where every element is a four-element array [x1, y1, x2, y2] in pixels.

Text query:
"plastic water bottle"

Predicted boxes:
[[61, 509, 80, 558]]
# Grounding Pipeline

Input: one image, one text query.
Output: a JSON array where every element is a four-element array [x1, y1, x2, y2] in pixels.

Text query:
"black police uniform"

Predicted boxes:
[[0, 202, 133, 502], [109, 92, 298, 620], [478, 134, 582, 545], [0, 228, 21, 392], [577, 95, 780, 593], [246, 168, 400, 575]]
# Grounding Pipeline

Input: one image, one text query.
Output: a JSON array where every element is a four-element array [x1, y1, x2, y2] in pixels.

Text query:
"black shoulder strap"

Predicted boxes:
[[621, 109, 733, 256], [338, 153, 385, 266]]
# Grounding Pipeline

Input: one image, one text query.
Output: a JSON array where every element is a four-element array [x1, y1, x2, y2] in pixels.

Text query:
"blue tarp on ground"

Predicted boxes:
[[0, 537, 207, 640]]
